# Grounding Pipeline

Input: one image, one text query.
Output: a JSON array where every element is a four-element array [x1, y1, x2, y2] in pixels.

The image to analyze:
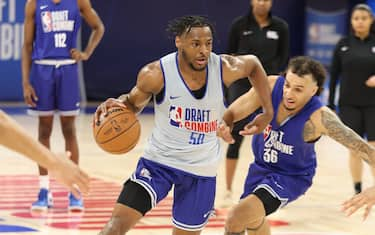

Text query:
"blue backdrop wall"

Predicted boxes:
[[0, 0, 367, 101], [82, 0, 306, 100]]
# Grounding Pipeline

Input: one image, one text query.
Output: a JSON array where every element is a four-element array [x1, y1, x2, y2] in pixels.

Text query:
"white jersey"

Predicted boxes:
[[143, 52, 226, 177]]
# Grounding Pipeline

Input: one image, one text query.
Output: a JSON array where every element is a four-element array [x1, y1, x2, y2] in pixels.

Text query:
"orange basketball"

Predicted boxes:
[[93, 106, 141, 154]]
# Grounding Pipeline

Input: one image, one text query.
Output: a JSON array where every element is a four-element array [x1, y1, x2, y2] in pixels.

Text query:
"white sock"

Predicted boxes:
[[39, 175, 49, 190]]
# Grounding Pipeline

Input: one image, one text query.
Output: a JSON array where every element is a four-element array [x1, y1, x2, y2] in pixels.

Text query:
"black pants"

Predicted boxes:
[[339, 105, 375, 141], [226, 78, 258, 158]]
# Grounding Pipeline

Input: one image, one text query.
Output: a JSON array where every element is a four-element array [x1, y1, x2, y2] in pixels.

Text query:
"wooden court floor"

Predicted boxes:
[[0, 113, 374, 235]]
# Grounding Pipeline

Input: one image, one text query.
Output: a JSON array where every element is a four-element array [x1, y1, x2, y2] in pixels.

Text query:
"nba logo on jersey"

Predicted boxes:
[[41, 11, 52, 32], [263, 124, 272, 140], [169, 106, 183, 128]]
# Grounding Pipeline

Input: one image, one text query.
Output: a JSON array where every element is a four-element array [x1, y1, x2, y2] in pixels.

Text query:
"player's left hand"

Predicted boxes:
[[70, 48, 89, 61], [240, 112, 272, 135], [49, 151, 90, 198], [217, 121, 234, 144], [342, 186, 375, 220], [365, 75, 375, 88]]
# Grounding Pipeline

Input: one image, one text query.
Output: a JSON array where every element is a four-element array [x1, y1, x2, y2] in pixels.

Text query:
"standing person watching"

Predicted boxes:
[[329, 3, 375, 195], [22, 0, 104, 211], [223, 0, 289, 206]]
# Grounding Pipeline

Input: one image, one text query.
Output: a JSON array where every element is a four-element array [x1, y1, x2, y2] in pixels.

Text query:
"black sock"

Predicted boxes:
[[354, 182, 362, 194]]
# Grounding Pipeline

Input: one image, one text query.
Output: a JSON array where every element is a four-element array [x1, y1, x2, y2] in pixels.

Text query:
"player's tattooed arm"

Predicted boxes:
[[316, 107, 375, 167], [303, 120, 318, 142]]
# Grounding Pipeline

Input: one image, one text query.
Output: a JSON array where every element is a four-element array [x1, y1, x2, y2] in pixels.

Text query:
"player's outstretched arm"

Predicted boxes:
[[221, 54, 273, 135], [0, 110, 90, 197], [313, 107, 375, 167], [342, 186, 375, 220]]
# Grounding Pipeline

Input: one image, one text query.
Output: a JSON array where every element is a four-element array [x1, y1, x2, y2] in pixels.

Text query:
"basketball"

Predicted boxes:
[[93, 106, 141, 154]]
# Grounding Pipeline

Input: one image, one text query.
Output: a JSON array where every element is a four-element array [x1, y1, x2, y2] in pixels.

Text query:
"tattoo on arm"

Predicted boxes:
[[321, 109, 375, 167], [303, 120, 317, 142]]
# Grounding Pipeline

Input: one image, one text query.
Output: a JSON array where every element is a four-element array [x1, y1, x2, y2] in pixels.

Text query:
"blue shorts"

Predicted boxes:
[[28, 63, 80, 116], [130, 157, 216, 231], [241, 163, 314, 208]]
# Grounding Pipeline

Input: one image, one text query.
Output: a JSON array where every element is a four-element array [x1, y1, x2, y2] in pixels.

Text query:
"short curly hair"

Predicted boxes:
[[285, 56, 327, 96], [166, 15, 215, 37]]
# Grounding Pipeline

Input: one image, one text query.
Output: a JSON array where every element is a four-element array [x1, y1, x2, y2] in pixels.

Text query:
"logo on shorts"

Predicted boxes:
[[140, 168, 152, 181]]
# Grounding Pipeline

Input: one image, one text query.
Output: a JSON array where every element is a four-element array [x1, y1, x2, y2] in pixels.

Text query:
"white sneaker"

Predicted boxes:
[[220, 190, 235, 208]]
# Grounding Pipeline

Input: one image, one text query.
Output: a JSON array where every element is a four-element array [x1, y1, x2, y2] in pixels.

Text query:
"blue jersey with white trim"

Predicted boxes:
[[32, 0, 81, 60], [252, 76, 323, 176]]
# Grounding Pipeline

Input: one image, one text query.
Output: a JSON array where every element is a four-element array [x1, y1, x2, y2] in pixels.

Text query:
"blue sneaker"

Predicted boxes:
[[31, 188, 53, 211], [68, 193, 84, 212]]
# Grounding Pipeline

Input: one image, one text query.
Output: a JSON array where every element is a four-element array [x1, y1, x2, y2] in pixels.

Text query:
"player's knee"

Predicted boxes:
[[246, 217, 265, 232], [38, 125, 53, 139], [224, 230, 245, 235], [99, 216, 129, 235], [225, 208, 246, 233], [117, 180, 152, 215], [61, 124, 76, 139]]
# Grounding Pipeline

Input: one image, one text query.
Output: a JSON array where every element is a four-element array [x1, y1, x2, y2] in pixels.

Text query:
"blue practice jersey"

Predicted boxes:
[[252, 76, 323, 176], [32, 0, 81, 60]]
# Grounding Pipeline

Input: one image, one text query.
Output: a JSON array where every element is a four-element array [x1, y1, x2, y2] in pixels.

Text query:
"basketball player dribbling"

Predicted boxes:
[[217, 56, 375, 235], [22, 0, 104, 211], [95, 15, 274, 235]]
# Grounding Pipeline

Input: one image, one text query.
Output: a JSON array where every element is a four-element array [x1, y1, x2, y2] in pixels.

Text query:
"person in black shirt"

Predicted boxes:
[[222, 0, 289, 207], [329, 4, 375, 194]]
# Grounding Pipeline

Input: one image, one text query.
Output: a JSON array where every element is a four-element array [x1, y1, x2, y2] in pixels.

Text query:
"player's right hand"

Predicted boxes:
[[22, 83, 38, 107], [93, 98, 126, 126]]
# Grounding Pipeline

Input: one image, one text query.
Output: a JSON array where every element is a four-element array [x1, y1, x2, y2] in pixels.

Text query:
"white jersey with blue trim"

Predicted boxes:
[[143, 52, 226, 177]]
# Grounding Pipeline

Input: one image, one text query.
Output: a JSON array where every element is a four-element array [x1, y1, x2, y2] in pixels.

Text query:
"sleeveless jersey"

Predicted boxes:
[[252, 76, 323, 176], [32, 0, 81, 60], [143, 52, 226, 177]]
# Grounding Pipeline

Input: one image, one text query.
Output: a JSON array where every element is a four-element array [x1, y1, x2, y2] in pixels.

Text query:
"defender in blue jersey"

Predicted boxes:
[[218, 56, 375, 235], [94, 16, 274, 235], [22, 0, 104, 211]]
